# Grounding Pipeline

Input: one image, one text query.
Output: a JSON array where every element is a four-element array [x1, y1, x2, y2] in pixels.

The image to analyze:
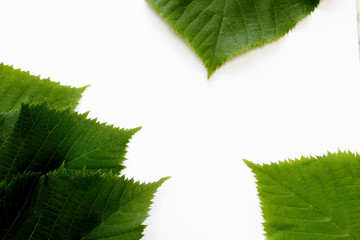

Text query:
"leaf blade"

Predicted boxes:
[[0, 172, 41, 239], [0, 63, 86, 113], [4, 170, 168, 240], [245, 151, 360, 239], [147, 0, 320, 77], [0, 103, 140, 182]]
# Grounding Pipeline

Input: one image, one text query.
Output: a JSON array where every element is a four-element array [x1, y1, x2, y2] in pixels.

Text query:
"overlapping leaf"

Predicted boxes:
[[0, 172, 41, 239], [0, 63, 86, 113], [147, 0, 320, 77], [0, 102, 140, 182], [245, 151, 360, 240], [1, 169, 168, 240], [0, 63, 167, 240], [0, 63, 86, 147]]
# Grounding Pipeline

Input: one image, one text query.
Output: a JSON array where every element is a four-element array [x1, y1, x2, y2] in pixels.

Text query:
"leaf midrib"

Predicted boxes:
[[82, 182, 160, 239], [256, 166, 357, 239]]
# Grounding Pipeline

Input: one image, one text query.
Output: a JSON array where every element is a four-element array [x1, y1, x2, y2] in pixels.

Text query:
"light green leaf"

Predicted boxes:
[[2, 169, 169, 240], [245, 151, 360, 240], [0, 63, 87, 113], [0, 103, 140, 182], [147, 0, 320, 77]]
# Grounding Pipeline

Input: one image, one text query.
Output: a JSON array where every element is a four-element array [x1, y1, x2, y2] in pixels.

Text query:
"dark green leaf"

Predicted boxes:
[[0, 172, 41, 239], [0, 103, 140, 182], [147, 0, 320, 77], [0, 63, 86, 113], [0, 111, 19, 145], [2, 169, 169, 240]]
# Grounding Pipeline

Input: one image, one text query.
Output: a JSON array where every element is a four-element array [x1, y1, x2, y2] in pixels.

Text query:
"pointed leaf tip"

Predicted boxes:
[[147, 0, 320, 77], [0, 63, 86, 112], [243, 159, 260, 171]]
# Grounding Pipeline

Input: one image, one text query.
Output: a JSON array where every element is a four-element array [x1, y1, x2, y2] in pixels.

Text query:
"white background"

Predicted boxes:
[[0, 0, 359, 239]]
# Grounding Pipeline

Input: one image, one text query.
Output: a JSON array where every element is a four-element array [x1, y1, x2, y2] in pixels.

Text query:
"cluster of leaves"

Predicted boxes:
[[245, 151, 360, 240], [147, 0, 320, 77], [0, 63, 168, 240]]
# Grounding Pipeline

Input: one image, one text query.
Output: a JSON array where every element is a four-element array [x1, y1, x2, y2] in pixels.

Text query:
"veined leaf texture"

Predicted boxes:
[[2, 170, 168, 240], [245, 151, 360, 240], [0, 64, 168, 240], [147, 0, 320, 77], [0, 63, 86, 112]]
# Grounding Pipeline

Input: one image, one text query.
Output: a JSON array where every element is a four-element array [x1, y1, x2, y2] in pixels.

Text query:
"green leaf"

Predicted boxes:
[[0, 63, 87, 113], [0, 172, 41, 239], [245, 151, 360, 240], [0, 64, 168, 240], [147, 0, 320, 77], [2, 169, 169, 240], [0, 103, 140, 182], [0, 111, 19, 145]]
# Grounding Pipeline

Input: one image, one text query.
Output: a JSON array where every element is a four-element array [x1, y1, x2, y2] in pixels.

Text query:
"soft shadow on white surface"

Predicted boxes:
[[0, 0, 359, 239]]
